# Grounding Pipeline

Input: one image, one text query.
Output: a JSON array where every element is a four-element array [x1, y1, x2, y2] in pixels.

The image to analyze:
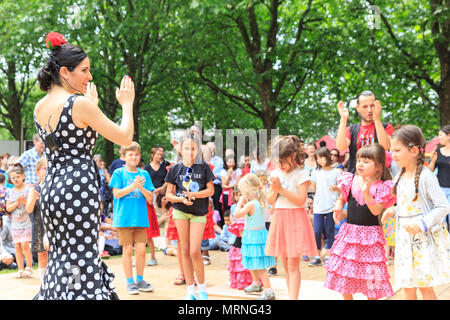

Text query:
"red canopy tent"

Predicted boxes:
[[315, 135, 349, 157], [425, 137, 440, 153]]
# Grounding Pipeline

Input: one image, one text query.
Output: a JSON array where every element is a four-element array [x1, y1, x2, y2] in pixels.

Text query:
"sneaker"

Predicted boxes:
[[302, 255, 309, 261], [197, 292, 209, 300], [323, 256, 330, 266], [202, 256, 211, 266], [147, 259, 158, 266], [268, 267, 277, 275], [258, 290, 276, 300], [308, 257, 322, 267], [136, 280, 154, 292], [244, 282, 263, 293], [7, 263, 17, 270], [185, 293, 196, 300], [127, 282, 139, 295]]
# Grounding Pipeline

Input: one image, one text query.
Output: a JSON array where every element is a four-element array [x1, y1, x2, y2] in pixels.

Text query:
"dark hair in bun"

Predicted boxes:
[[37, 44, 87, 92]]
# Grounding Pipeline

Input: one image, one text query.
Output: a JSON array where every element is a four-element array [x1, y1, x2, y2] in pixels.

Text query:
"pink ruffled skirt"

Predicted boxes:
[[227, 246, 253, 290], [265, 208, 317, 258], [324, 222, 394, 299]]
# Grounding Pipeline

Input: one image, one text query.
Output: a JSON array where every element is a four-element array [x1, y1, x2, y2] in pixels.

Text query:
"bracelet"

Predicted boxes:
[[420, 219, 428, 233]]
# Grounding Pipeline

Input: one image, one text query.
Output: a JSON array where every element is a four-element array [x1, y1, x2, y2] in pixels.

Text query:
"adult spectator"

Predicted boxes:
[[144, 147, 169, 231], [157, 146, 171, 167], [336, 90, 394, 173], [207, 141, 224, 226], [428, 124, 450, 230], [304, 143, 317, 175], [18, 134, 45, 186], [330, 148, 345, 171]]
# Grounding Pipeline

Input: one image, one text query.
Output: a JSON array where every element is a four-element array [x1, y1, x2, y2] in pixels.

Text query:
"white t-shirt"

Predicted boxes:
[[220, 168, 242, 194], [270, 167, 310, 209], [250, 159, 270, 174], [310, 168, 341, 214]]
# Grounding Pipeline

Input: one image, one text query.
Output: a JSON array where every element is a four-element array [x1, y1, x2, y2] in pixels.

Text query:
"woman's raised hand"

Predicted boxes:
[[115, 75, 135, 108], [85, 82, 98, 105]]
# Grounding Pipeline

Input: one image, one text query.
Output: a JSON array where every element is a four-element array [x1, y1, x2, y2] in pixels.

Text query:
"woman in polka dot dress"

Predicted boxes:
[[33, 32, 134, 300]]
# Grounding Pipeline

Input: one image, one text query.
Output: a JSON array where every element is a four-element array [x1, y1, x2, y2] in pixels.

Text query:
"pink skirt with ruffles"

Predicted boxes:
[[227, 246, 253, 290], [265, 208, 317, 258], [324, 222, 394, 299]]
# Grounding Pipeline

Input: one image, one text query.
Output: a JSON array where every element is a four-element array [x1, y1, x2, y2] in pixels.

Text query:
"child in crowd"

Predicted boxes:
[[146, 202, 160, 266], [235, 173, 276, 300], [309, 147, 341, 267], [165, 133, 215, 300], [326, 143, 396, 300], [220, 155, 242, 213], [383, 125, 450, 300], [227, 208, 253, 290], [201, 200, 217, 266], [241, 155, 251, 177], [267, 135, 317, 300], [5, 163, 32, 279], [110, 142, 155, 295], [25, 158, 48, 283], [216, 210, 236, 252]]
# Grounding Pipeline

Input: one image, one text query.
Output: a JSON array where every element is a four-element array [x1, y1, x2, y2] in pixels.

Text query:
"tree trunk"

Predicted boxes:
[[439, 80, 450, 126], [6, 62, 23, 141]]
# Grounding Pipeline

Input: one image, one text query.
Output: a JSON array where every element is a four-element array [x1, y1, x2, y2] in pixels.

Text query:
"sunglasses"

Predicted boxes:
[[183, 167, 193, 183], [331, 154, 339, 157]]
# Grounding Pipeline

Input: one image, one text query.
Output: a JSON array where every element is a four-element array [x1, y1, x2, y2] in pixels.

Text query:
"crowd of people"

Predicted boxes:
[[1, 117, 449, 300], [1, 32, 449, 301]]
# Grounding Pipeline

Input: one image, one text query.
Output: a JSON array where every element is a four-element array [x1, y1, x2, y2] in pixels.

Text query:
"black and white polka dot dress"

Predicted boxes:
[[33, 95, 117, 300]]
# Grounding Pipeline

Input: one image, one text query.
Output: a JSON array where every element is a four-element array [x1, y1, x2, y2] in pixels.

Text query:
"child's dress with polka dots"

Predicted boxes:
[[324, 172, 396, 299], [33, 95, 117, 300]]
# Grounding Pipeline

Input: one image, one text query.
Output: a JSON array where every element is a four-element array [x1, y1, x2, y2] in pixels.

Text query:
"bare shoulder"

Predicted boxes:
[[34, 96, 48, 115], [72, 95, 97, 112]]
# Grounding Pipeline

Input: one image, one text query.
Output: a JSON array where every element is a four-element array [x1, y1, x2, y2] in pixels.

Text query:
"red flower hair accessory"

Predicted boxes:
[[45, 32, 67, 48], [385, 151, 393, 168]]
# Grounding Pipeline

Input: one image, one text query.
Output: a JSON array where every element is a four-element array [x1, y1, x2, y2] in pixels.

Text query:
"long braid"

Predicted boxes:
[[412, 149, 425, 202], [392, 167, 406, 196]]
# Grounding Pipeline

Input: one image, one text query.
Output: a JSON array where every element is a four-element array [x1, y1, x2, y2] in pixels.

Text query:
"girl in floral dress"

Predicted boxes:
[[383, 125, 450, 300]]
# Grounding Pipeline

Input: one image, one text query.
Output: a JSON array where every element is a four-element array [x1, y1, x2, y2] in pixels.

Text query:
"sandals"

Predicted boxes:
[[174, 274, 197, 286], [15, 270, 24, 279], [174, 274, 186, 285], [22, 267, 32, 278]]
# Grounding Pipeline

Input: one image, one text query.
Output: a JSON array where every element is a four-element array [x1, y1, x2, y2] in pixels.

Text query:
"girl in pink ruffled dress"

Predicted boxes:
[[325, 143, 397, 300], [227, 216, 253, 290]]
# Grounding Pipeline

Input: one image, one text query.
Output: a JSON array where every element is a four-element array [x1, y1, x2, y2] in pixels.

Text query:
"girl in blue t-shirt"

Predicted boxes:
[[164, 133, 215, 300]]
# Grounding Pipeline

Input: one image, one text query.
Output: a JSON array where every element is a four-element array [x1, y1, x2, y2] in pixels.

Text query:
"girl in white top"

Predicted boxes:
[[383, 125, 450, 300], [266, 135, 317, 300]]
